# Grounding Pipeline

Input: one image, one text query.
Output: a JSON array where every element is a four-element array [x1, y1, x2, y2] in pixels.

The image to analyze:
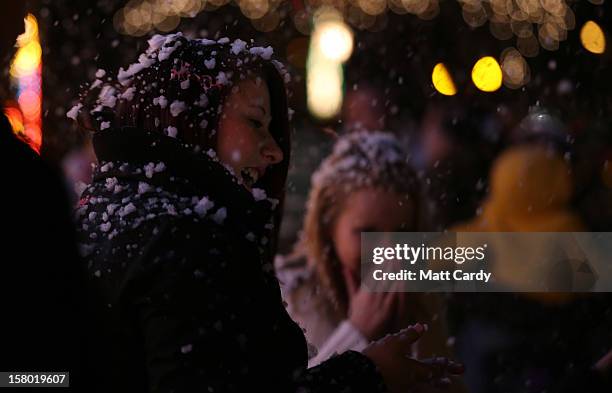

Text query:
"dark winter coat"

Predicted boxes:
[[76, 126, 386, 393], [0, 113, 86, 383]]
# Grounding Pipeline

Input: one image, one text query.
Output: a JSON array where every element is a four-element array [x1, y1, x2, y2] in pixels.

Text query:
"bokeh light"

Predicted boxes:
[[313, 9, 354, 62], [10, 41, 42, 78], [402, 0, 431, 16], [459, 0, 576, 54], [239, 0, 269, 20], [307, 59, 344, 119], [358, 0, 386, 16], [501, 48, 530, 89], [3, 107, 24, 134], [18, 91, 42, 118], [580, 20, 606, 54], [472, 56, 503, 92], [114, 0, 207, 36], [10, 15, 42, 78], [9, 14, 42, 153], [432, 63, 457, 96], [307, 7, 352, 120]]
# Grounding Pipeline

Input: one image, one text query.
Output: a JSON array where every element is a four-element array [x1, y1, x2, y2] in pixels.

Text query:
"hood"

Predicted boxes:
[[71, 33, 293, 254], [455, 145, 584, 232], [490, 145, 572, 213], [74, 33, 292, 149], [86, 126, 289, 258]]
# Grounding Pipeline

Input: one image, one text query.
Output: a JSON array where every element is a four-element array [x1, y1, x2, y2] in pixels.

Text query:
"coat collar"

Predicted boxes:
[[92, 126, 278, 247]]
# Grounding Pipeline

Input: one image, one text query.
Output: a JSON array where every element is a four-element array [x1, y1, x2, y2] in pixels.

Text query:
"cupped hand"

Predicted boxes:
[[363, 323, 464, 393]]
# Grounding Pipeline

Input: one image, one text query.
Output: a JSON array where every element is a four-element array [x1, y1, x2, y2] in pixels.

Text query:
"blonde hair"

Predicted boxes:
[[297, 131, 419, 315]]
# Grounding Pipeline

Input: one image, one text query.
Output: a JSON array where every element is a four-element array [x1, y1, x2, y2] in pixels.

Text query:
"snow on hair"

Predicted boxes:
[[311, 130, 418, 194], [300, 131, 419, 315], [70, 33, 291, 149]]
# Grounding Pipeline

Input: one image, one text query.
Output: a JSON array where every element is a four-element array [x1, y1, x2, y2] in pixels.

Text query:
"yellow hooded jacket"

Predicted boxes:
[[455, 145, 585, 232]]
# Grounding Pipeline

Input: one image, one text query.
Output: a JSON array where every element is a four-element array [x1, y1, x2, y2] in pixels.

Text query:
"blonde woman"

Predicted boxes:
[[277, 131, 452, 368]]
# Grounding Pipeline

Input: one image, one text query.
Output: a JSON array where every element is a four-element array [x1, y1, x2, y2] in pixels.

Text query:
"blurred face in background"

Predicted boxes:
[[331, 187, 416, 293], [420, 106, 452, 167], [217, 77, 284, 191], [342, 87, 386, 132]]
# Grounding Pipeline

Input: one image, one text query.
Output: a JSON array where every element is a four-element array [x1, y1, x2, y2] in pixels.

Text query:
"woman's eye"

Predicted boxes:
[[249, 118, 263, 129]]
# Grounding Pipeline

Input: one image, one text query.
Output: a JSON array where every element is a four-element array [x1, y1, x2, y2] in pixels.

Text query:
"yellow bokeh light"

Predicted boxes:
[[16, 14, 39, 46], [580, 20, 606, 54], [313, 9, 354, 63], [11, 42, 42, 77], [10, 15, 42, 78], [308, 8, 346, 120], [317, 23, 353, 62], [307, 58, 343, 119], [431, 63, 457, 96], [471, 56, 503, 92]]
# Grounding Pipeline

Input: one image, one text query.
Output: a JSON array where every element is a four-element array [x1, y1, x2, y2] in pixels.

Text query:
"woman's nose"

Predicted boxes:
[[261, 136, 284, 165]]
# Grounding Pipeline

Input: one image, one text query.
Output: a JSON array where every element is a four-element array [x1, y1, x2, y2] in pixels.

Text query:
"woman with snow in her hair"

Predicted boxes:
[[70, 34, 462, 393], [276, 131, 453, 368]]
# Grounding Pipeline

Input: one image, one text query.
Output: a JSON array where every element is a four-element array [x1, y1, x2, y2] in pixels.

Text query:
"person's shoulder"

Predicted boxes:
[[81, 213, 232, 286], [77, 196, 230, 267], [127, 211, 230, 254], [0, 114, 65, 190], [77, 182, 229, 243], [274, 251, 314, 291]]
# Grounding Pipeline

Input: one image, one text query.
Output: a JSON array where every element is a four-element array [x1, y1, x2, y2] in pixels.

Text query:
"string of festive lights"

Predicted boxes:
[[108, 1, 608, 110], [430, 16, 606, 96]]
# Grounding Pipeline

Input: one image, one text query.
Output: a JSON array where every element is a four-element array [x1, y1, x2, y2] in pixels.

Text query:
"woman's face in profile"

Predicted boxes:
[[217, 77, 284, 191]]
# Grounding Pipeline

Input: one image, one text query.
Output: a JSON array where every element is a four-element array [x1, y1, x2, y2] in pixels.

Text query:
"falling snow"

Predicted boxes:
[[170, 100, 187, 117], [66, 103, 82, 120]]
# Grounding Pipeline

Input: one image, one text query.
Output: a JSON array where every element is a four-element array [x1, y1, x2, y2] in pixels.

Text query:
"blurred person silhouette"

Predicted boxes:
[[572, 117, 612, 231], [448, 107, 611, 393], [454, 107, 585, 233], [341, 84, 387, 133], [417, 102, 502, 230], [0, 2, 86, 387]]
